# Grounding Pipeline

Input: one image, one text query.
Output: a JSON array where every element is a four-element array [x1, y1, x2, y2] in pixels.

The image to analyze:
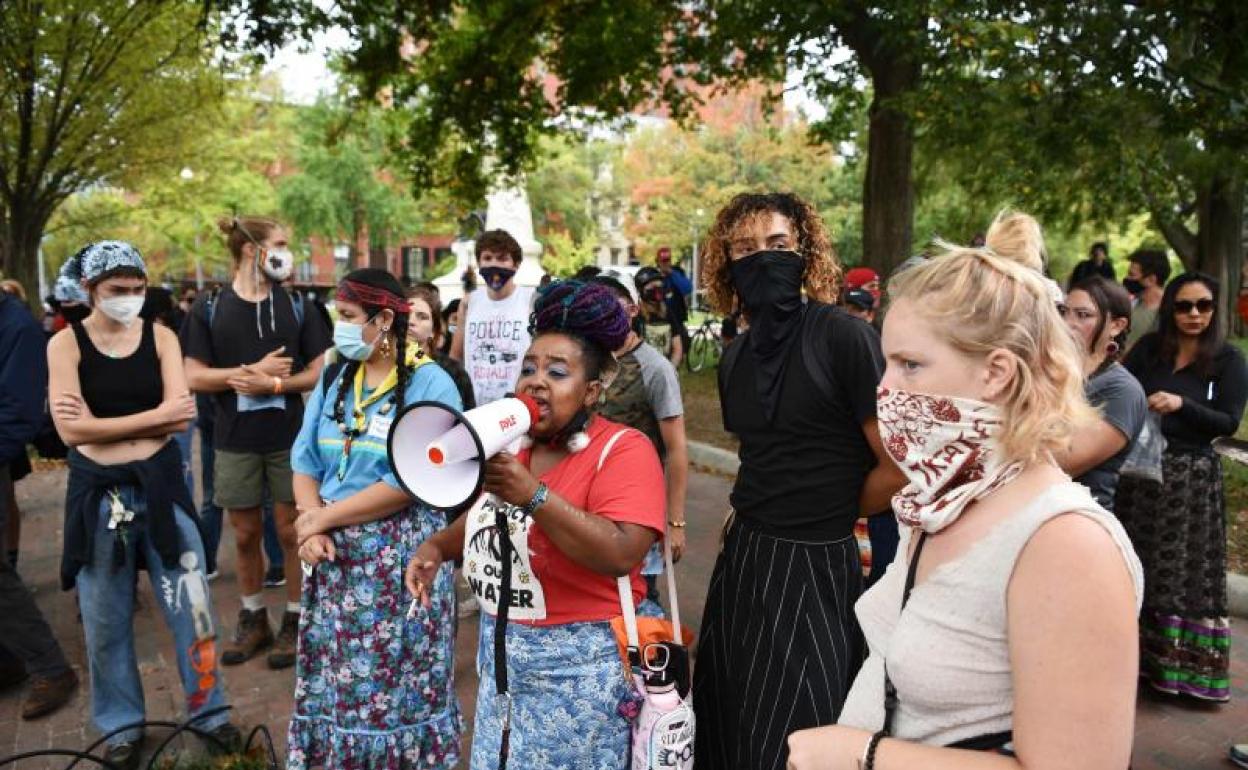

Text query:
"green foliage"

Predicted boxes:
[[616, 120, 863, 264], [425, 252, 458, 282], [278, 96, 422, 266], [527, 135, 617, 245], [541, 230, 597, 278], [42, 81, 294, 282], [0, 0, 228, 294]]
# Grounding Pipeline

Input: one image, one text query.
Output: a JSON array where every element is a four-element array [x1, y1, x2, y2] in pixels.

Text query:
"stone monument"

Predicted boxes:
[[433, 184, 544, 303]]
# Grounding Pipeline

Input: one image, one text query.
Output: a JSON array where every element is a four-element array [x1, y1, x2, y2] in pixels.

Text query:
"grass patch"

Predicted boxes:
[[678, 366, 737, 453]]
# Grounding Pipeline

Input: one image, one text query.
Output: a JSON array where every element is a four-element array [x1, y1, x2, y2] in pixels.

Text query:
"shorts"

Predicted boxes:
[[212, 449, 294, 509]]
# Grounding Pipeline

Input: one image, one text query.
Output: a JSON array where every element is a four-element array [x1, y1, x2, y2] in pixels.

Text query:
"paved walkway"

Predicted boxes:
[[2, 464, 1245, 768]]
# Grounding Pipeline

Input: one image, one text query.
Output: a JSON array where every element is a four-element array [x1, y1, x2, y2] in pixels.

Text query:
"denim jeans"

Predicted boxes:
[[197, 395, 282, 574], [75, 484, 229, 745], [172, 424, 195, 498]]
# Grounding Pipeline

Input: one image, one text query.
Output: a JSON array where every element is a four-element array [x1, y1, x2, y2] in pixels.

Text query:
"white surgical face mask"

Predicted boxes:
[[97, 295, 145, 327], [260, 247, 294, 282]]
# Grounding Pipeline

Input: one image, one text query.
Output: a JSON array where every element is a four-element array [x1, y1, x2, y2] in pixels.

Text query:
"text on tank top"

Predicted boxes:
[[463, 286, 534, 405]]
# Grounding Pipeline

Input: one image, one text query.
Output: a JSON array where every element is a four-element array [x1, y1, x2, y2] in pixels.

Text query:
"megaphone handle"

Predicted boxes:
[[493, 504, 515, 769]]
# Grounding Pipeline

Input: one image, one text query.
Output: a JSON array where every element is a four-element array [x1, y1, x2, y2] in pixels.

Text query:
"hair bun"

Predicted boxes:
[[985, 210, 1047, 273], [216, 216, 237, 236]]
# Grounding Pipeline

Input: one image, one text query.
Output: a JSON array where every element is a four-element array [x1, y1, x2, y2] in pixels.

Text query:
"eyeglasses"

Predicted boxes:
[[1174, 299, 1215, 315]]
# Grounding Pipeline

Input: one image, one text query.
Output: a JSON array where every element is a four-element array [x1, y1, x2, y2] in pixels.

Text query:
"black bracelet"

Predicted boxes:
[[864, 731, 887, 770]]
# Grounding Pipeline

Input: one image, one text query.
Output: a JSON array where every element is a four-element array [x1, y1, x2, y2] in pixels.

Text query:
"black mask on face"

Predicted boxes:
[[729, 250, 805, 315], [727, 249, 806, 423], [1123, 277, 1144, 296], [61, 303, 91, 324], [480, 266, 516, 291], [644, 286, 665, 304]]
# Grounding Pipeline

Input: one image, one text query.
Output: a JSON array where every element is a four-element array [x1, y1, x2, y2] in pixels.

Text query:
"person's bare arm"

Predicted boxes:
[[294, 481, 412, 544], [788, 513, 1139, 770], [669, 334, 684, 369], [48, 329, 193, 446], [859, 417, 907, 516], [658, 416, 688, 561], [488, 452, 656, 576], [293, 471, 323, 516], [449, 292, 468, 362], [1053, 417, 1129, 478], [186, 345, 293, 394]]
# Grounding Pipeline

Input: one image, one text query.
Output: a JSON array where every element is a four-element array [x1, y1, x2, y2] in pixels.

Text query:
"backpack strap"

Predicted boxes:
[[320, 360, 345, 398], [289, 289, 305, 328]]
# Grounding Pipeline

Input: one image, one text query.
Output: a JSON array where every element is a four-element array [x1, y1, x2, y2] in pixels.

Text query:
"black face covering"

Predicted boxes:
[[480, 266, 516, 292], [1122, 278, 1144, 296], [728, 250, 806, 420]]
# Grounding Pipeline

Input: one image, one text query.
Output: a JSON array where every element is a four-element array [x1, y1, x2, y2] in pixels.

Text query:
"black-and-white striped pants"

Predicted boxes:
[[693, 516, 865, 770]]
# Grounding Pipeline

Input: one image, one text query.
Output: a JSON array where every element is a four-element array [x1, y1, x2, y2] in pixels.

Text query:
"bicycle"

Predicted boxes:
[[685, 316, 723, 373]]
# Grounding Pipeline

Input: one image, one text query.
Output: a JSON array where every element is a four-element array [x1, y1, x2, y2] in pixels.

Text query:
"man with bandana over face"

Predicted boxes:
[[692, 193, 906, 770], [450, 229, 536, 405], [183, 216, 332, 671]]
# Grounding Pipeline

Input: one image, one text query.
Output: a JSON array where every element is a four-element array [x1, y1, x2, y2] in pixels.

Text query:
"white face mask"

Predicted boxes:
[[97, 295, 145, 327], [260, 248, 294, 282]]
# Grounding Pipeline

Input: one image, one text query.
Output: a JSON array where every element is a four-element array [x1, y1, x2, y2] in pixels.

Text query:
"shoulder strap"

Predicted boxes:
[[289, 289, 305, 328], [603, 428, 684, 647], [882, 529, 927, 738], [320, 360, 345, 398], [204, 286, 222, 328]]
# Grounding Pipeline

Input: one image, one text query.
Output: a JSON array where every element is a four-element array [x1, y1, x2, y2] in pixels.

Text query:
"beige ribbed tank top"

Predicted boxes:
[[837, 482, 1143, 746]]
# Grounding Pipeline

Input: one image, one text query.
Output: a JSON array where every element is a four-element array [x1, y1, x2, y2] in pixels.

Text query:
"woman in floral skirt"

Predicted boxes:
[[289, 268, 463, 768]]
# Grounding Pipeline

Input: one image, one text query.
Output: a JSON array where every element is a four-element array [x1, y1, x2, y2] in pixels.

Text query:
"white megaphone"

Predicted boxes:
[[387, 394, 542, 510]]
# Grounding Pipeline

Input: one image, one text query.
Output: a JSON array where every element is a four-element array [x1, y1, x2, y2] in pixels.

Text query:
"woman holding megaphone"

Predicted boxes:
[[287, 269, 465, 770], [405, 280, 667, 770]]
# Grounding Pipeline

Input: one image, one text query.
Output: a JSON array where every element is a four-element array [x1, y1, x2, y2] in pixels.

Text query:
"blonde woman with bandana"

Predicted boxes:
[[787, 216, 1144, 770]]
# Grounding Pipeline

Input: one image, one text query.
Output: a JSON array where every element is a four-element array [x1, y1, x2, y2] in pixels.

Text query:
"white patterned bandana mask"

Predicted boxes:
[[877, 386, 1024, 533]]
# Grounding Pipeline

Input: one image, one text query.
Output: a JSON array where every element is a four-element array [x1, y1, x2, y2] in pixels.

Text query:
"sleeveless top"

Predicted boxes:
[[72, 320, 163, 418], [837, 482, 1143, 746], [462, 285, 535, 405]]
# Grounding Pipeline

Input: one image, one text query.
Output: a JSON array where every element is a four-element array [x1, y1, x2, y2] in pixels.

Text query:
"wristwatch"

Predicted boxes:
[[521, 482, 549, 517]]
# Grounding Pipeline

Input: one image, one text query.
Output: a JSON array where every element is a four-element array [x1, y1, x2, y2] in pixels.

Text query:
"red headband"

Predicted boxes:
[[336, 279, 411, 313]]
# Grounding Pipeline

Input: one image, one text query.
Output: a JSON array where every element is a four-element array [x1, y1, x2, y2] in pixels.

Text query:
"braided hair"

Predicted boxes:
[[331, 269, 418, 431], [530, 279, 630, 379]]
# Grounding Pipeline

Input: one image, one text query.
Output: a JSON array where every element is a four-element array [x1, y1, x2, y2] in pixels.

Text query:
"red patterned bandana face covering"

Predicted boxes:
[[877, 386, 1024, 533]]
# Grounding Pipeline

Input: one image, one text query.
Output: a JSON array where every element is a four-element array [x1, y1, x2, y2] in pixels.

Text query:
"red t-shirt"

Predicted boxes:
[[501, 416, 666, 626]]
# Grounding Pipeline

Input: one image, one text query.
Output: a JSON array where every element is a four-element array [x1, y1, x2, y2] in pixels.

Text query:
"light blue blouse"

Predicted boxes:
[[291, 361, 462, 502]]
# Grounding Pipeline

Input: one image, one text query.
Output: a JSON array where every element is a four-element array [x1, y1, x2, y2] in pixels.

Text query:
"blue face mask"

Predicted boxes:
[[334, 318, 376, 361]]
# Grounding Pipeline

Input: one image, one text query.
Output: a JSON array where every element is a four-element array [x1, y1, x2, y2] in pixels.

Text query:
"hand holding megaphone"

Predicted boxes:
[[387, 394, 542, 510]]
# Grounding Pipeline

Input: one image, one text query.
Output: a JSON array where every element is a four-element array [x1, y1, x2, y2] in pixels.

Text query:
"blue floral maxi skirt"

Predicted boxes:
[[471, 613, 632, 770], [288, 505, 461, 769]]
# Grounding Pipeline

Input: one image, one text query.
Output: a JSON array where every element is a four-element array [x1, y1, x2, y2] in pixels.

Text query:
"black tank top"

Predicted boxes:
[[72, 321, 164, 418]]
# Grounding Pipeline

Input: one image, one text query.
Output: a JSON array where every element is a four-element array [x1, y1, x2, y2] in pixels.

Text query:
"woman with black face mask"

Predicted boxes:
[[692, 193, 907, 770]]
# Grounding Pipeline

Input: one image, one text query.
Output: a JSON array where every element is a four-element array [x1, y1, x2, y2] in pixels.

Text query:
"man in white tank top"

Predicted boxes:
[[450, 229, 535, 405]]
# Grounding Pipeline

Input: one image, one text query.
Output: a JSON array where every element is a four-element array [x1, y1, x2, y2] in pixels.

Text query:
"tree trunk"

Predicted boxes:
[[1194, 172, 1244, 332], [861, 52, 920, 277], [1, 198, 49, 312]]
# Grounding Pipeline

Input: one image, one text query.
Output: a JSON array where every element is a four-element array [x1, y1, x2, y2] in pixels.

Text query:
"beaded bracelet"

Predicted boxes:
[[860, 731, 886, 770]]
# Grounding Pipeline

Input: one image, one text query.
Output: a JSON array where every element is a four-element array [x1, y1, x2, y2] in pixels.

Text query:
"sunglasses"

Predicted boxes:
[[1174, 299, 1215, 315]]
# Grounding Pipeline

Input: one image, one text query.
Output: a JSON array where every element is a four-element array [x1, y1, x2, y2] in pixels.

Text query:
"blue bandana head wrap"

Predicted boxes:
[[53, 273, 89, 304], [56, 241, 146, 304]]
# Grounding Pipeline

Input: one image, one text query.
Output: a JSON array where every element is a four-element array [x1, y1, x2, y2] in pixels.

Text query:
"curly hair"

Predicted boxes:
[[474, 229, 522, 265], [531, 279, 630, 379], [699, 192, 840, 315]]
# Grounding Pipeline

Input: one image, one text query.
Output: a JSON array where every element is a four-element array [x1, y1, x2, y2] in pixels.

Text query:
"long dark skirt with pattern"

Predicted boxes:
[[1115, 449, 1231, 702], [287, 505, 461, 769]]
